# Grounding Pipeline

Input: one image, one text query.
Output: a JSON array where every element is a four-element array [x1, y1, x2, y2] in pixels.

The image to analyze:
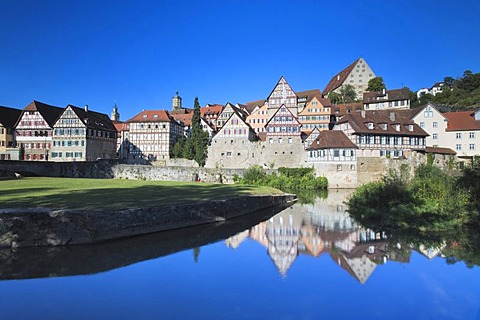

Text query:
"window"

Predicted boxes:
[[333, 150, 340, 157], [456, 144, 462, 151], [456, 133, 462, 139], [269, 138, 273, 144], [469, 132, 475, 139], [420, 122, 425, 128], [469, 144, 476, 150], [424, 106, 433, 118], [226, 152, 232, 157], [433, 133, 438, 140], [336, 165, 342, 171], [433, 122, 438, 128], [350, 164, 355, 171], [288, 137, 292, 144]]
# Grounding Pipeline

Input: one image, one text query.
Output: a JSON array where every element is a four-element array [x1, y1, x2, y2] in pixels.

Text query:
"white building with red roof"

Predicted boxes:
[[126, 110, 183, 161], [443, 110, 480, 158]]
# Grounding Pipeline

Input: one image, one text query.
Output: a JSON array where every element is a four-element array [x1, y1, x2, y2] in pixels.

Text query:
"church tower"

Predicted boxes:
[[111, 102, 120, 121], [172, 91, 182, 111]]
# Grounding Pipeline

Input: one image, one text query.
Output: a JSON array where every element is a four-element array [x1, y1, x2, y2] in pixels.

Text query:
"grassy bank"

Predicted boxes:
[[0, 177, 283, 210]]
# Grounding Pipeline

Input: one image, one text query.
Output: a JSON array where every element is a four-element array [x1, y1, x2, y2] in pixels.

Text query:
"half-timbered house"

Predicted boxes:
[[334, 110, 428, 158], [267, 76, 298, 118], [127, 110, 183, 161], [15, 100, 64, 161], [50, 105, 117, 161]]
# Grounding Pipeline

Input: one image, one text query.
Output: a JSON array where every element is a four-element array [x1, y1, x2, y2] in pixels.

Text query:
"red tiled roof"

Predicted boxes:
[[337, 110, 428, 137], [171, 112, 192, 126], [425, 147, 456, 155], [307, 130, 358, 150], [201, 105, 223, 117], [113, 121, 129, 132], [443, 111, 480, 131], [322, 59, 359, 95], [127, 110, 176, 123]]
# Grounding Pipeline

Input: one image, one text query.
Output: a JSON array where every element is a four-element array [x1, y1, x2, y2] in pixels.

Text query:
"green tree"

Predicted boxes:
[[328, 92, 341, 104], [444, 76, 455, 87], [339, 84, 357, 103], [171, 137, 186, 158], [190, 97, 210, 166], [366, 76, 386, 92]]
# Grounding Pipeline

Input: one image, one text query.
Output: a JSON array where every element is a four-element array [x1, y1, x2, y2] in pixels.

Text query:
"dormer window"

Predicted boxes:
[[379, 123, 387, 130], [407, 124, 413, 131], [153, 114, 158, 118], [366, 122, 374, 129], [142, 114, 147, 119], [394, 124, 400, 131]]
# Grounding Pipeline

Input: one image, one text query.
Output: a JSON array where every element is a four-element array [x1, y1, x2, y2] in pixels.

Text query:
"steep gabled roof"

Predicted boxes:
[[265, 104, 301, 127], [68, 105, 117, 132], [337, 110, 428, 137], [266, 76, 297, 101], [0, 105, 22, 128], [443, 111, 480, 131], [21, 100, 64, 127], [323, 59, 359, 95], [307, 130, 358, 150]]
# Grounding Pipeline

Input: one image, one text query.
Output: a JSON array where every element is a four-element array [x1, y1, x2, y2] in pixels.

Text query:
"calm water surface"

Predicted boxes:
[[1, 190, 479, 320]]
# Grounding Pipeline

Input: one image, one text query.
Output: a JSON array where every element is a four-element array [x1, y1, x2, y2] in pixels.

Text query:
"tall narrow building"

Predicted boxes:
[[111, 102, 120, 121]]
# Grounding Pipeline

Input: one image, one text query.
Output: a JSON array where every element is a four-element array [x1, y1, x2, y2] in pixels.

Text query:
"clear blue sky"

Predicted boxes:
[[1, 0, 479, 120]]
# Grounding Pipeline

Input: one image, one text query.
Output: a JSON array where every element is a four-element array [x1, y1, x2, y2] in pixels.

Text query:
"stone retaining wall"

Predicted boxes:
[[0, 193, 296, 248]]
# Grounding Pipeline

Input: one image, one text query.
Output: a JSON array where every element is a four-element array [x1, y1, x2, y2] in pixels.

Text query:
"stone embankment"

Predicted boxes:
[[0, 193, 296, 248]]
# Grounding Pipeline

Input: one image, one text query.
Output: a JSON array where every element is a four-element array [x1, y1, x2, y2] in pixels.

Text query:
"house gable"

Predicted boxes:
[[267, 76, 297, 113], [265, 105, 302, 136]]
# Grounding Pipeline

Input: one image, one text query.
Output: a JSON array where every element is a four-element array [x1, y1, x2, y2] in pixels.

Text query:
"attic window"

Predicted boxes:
[[380, 123, 387, 130], [408, 124, 413, 131], [142, 115, 147, 119], [366, 122, 374, 129], [153, 114, 158, 118], [394, 124, 400, 131]]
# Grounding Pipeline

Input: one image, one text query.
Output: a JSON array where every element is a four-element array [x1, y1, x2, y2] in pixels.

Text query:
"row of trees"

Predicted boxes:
[[412, 70, 480, 109], [170, 97, 210, 166]]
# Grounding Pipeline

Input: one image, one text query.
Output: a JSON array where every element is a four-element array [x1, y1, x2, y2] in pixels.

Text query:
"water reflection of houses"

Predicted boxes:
[[226, 190, 392, 283]]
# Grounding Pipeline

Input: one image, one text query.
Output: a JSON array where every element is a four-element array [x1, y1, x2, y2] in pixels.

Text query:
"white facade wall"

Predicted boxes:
[[412, 105, 448, 148]]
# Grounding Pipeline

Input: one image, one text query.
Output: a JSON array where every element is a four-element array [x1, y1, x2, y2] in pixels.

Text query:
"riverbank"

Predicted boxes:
[[0, 178, 296, 247]]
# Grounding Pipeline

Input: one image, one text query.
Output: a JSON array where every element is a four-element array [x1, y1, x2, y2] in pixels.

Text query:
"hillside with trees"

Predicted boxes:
[[411, 70, 480, 110]]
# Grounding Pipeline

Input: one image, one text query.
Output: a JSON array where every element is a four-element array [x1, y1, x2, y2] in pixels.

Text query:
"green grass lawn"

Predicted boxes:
[[0, 177, 283, 210]]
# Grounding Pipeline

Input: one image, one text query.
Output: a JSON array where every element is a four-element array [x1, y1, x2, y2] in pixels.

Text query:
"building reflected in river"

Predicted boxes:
[[226, 189, 395, 283]]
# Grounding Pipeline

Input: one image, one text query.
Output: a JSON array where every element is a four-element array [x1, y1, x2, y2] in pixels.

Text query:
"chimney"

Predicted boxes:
[[337, 75, 340, 81], [389, 112, 395, 122], [382, 88, 386, 95], [84, 104, 88, 112]]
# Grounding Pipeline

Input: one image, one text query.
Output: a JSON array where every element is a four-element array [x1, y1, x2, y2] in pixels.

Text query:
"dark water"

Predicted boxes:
[[0, 190, 479, 320]]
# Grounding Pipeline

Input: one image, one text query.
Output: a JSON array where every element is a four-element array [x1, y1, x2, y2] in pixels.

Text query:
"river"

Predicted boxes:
[[0, 189, 479, 320]]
